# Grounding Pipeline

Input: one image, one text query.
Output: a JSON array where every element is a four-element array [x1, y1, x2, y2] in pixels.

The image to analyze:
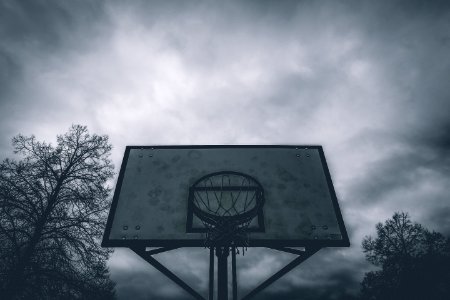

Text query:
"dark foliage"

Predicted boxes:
[[361, 212, 450, 300], [0, 125, 116, 299]]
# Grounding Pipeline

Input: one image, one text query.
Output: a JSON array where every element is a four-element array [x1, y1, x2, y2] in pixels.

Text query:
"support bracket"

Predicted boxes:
[[240, 246, 321, 300], [131, 247, 206, 300], [130, 246, 321, 300]]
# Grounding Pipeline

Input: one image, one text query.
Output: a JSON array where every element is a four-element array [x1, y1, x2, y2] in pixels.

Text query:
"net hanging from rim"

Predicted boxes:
[[189, 171, 265, 252]]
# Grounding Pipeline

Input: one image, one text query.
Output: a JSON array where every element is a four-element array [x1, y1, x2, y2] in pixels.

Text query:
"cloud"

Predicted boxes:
[[0, 0, 109, 157], [1, 0, 450, 299], [109, 248, 209, 300]]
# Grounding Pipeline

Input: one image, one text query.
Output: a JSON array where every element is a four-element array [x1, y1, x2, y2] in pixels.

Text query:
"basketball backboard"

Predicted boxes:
[[102, 145, 349, 248]]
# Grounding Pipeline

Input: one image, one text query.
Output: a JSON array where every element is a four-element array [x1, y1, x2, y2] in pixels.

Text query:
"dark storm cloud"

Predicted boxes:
[[1, 0, 450, 299], [0, 0, 106, 48], [350, 140, 450, 203], [258, 270, 358, 300], [0, 0, 110, 157], [0, 0, 106, 91], [339, 0, 450, 236], [109, 248, 210, 300]]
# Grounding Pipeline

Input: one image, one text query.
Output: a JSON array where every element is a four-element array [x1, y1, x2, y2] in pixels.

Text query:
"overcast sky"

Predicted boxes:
[[1, 0, 450, 299]]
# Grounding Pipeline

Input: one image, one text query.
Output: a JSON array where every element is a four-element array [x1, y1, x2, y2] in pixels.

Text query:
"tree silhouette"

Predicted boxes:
[[361, 212, 450, 300], [0, 125, 116, 299]]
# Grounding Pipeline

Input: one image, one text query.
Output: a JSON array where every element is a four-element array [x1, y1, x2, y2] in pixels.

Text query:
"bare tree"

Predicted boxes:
[[361, 212, 450, 300], [0, 125, 116, 299], [362, 212, 426, 266]]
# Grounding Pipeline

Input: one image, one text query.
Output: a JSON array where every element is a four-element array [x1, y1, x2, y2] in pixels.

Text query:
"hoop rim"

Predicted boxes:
[[189, 171, 265, 227], [191, 170, 264, 190]]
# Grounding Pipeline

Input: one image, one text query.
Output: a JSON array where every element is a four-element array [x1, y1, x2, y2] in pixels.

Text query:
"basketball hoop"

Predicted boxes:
[[103, 145, 350, 300], [189, 171, 265, 252]]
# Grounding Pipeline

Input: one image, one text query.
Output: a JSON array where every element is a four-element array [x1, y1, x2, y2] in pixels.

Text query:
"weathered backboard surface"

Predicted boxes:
[[102, 146, 349, 248]]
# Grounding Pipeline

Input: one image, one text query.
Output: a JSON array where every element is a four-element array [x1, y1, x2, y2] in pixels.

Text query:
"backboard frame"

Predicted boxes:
[[101, 145, 350, 248]]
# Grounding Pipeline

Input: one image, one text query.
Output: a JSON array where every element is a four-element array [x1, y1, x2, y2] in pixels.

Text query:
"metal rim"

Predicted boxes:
[[190, 171, 264, 227]]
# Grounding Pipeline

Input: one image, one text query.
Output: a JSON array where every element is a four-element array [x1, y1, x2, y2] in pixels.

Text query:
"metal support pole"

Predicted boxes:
[[216, 247, 229, 300], [232, 246, 237, 300], [209, 247, 214, 300]]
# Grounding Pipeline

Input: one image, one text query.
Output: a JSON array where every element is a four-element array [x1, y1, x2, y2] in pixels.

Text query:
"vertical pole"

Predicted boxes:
[[216, 247, 229, 300], [232, 246, 237, 300], [209, 248, 214, 300]]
